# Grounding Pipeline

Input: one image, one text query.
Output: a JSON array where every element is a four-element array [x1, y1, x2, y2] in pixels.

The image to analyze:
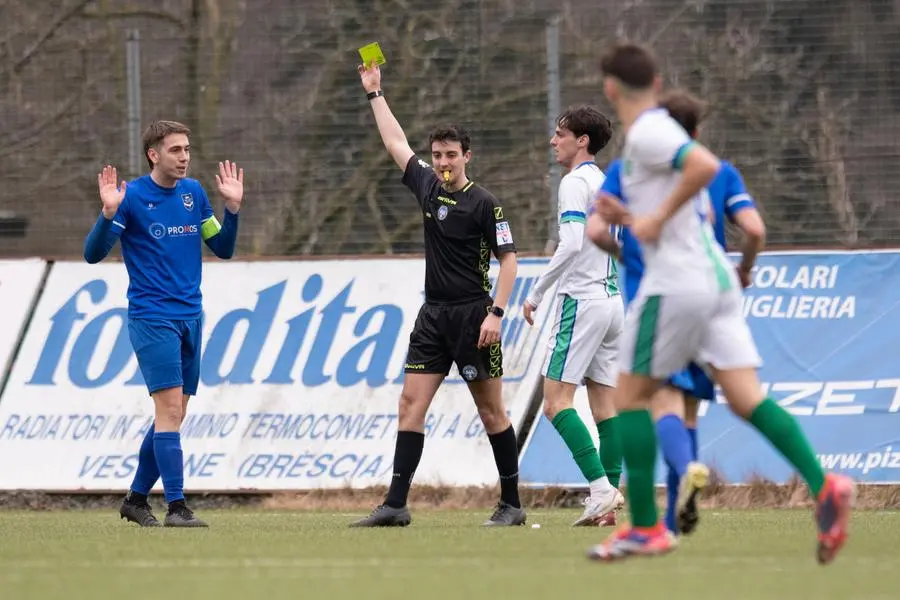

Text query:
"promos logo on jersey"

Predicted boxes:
[[148, 223, 166, 239], [167, 224, 199, 237], [495, 221, 513, 246], [437, 205, 448, 221], [182, 193, 194, 211]]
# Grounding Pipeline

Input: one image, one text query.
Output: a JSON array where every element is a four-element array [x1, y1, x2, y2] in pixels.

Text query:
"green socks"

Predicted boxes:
[[551, 408, 606, 482], [596, 416, 623, 488], [617, 409, 659, 527], [749, 398, 826, 497]]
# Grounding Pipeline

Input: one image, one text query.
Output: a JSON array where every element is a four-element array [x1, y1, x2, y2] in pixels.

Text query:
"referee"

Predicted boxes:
[[350, 63, 524, 527]]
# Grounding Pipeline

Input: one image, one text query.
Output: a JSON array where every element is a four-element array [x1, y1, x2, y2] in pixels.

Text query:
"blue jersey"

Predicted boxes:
[[597, 159, 756, 303], [84, 174, 239, 319], [706, 161, 755, 248]]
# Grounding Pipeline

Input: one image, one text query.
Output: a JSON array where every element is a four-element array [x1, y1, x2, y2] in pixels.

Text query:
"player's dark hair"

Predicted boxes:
[[600, 42, 658, 90], [659, 88, 707, 136], [557, 105, 613, 155], [429, 124, 471, 154], [142, 120, 191, 170]]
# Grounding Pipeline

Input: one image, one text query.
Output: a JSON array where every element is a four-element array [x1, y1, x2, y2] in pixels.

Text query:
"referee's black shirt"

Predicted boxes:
[[402, 155, 517, 304]]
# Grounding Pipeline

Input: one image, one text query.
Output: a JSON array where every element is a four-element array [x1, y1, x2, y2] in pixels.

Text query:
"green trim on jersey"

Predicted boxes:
[[605, 256, 620, 297], [560, 214, 586, 224], [633, 295, 661, 376], [701, 226, 733, 292], [547, 295, 578, 381], [672, 141, 698, 170]]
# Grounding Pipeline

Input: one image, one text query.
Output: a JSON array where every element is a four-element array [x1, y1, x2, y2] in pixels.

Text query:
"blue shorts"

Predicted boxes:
[[128, 318, 202, 396], [667, 363, 715, 400]]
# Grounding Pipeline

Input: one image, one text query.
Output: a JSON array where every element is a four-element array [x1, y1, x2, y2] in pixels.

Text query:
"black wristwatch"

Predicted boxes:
[[366, 90, 384, 100], [488, 305, 505, 318]]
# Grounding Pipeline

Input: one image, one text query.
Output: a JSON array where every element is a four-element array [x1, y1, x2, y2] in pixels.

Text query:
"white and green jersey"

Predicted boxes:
[[527, 162, 620, 308], [619, 109, 737, 295]]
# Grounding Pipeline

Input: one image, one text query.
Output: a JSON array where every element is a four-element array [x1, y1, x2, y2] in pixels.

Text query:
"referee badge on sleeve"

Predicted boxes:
[[495, 221, 513, 246]]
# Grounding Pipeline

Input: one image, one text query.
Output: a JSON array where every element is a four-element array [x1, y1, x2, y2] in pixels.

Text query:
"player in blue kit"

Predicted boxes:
[[588, 88, 767, 537], [652, 89, 765, 535], [83, 120, 243, 528]]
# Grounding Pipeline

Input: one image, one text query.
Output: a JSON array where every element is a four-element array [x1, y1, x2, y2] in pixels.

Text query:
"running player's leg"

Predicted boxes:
[[588, 293, 709, 561], [701, 290, 854, 564], [666, 364, 712, 536], [459, 300, 524, 526], [684, 394, 699, 460], [541, 296, 618, 526], [351, 305, 447, 528], [673, 363, 714, 532], [650, 379, 692, 534], [684, 361, 713, 460], [684, 396, 699, 455]]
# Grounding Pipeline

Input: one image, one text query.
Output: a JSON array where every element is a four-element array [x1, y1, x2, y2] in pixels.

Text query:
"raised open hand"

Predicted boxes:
[[97, 165, 126, 219], [215, 160, 244, 213]]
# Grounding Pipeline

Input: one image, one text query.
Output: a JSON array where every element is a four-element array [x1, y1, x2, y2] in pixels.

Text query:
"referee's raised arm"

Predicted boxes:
[[358, 64, 414, 171]]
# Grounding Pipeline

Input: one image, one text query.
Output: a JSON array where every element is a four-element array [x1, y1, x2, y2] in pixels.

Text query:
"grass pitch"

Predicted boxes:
[[1, 508, 897, 600]]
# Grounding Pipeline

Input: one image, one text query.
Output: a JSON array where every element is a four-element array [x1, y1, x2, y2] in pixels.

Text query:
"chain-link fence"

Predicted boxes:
[[2, 0, 899, 258]]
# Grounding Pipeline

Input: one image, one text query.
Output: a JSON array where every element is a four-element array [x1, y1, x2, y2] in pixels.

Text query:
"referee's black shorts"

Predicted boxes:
[[404, 297, 503, 382]]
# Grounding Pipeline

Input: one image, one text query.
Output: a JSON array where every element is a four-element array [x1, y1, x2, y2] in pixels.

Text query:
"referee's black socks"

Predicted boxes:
[[384, 430, 425, 508], [488, 425, 521, 508]]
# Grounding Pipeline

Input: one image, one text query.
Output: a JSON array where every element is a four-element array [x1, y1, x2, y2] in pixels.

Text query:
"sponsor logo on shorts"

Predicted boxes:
[[461, 365, 478, 381]]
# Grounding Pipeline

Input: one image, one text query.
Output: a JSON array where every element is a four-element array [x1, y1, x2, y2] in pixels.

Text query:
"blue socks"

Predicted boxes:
[[130, 424, 160, 496], [687, 427, 698, 460], [153, 431, 185, 503], [663, 425, 701, 532], [657, 415, 693, 479], [657, 414, 693, 533], [665, 466, 679, 532]]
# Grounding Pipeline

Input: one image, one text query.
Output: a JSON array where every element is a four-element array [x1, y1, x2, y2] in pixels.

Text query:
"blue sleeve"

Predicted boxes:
[[200, 186, 239, 259], [589, 160, 624, 217], [83, 196, 128, 264], [723, 164, 755, 223]]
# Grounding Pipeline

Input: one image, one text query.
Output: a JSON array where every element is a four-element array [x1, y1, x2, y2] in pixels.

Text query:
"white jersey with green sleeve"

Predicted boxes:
[[526, 162, 619, 308], [620, 109, 736, 296]]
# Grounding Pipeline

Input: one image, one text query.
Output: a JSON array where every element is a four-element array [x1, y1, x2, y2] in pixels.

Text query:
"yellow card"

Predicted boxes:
[[359, 42, 387, 68]]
